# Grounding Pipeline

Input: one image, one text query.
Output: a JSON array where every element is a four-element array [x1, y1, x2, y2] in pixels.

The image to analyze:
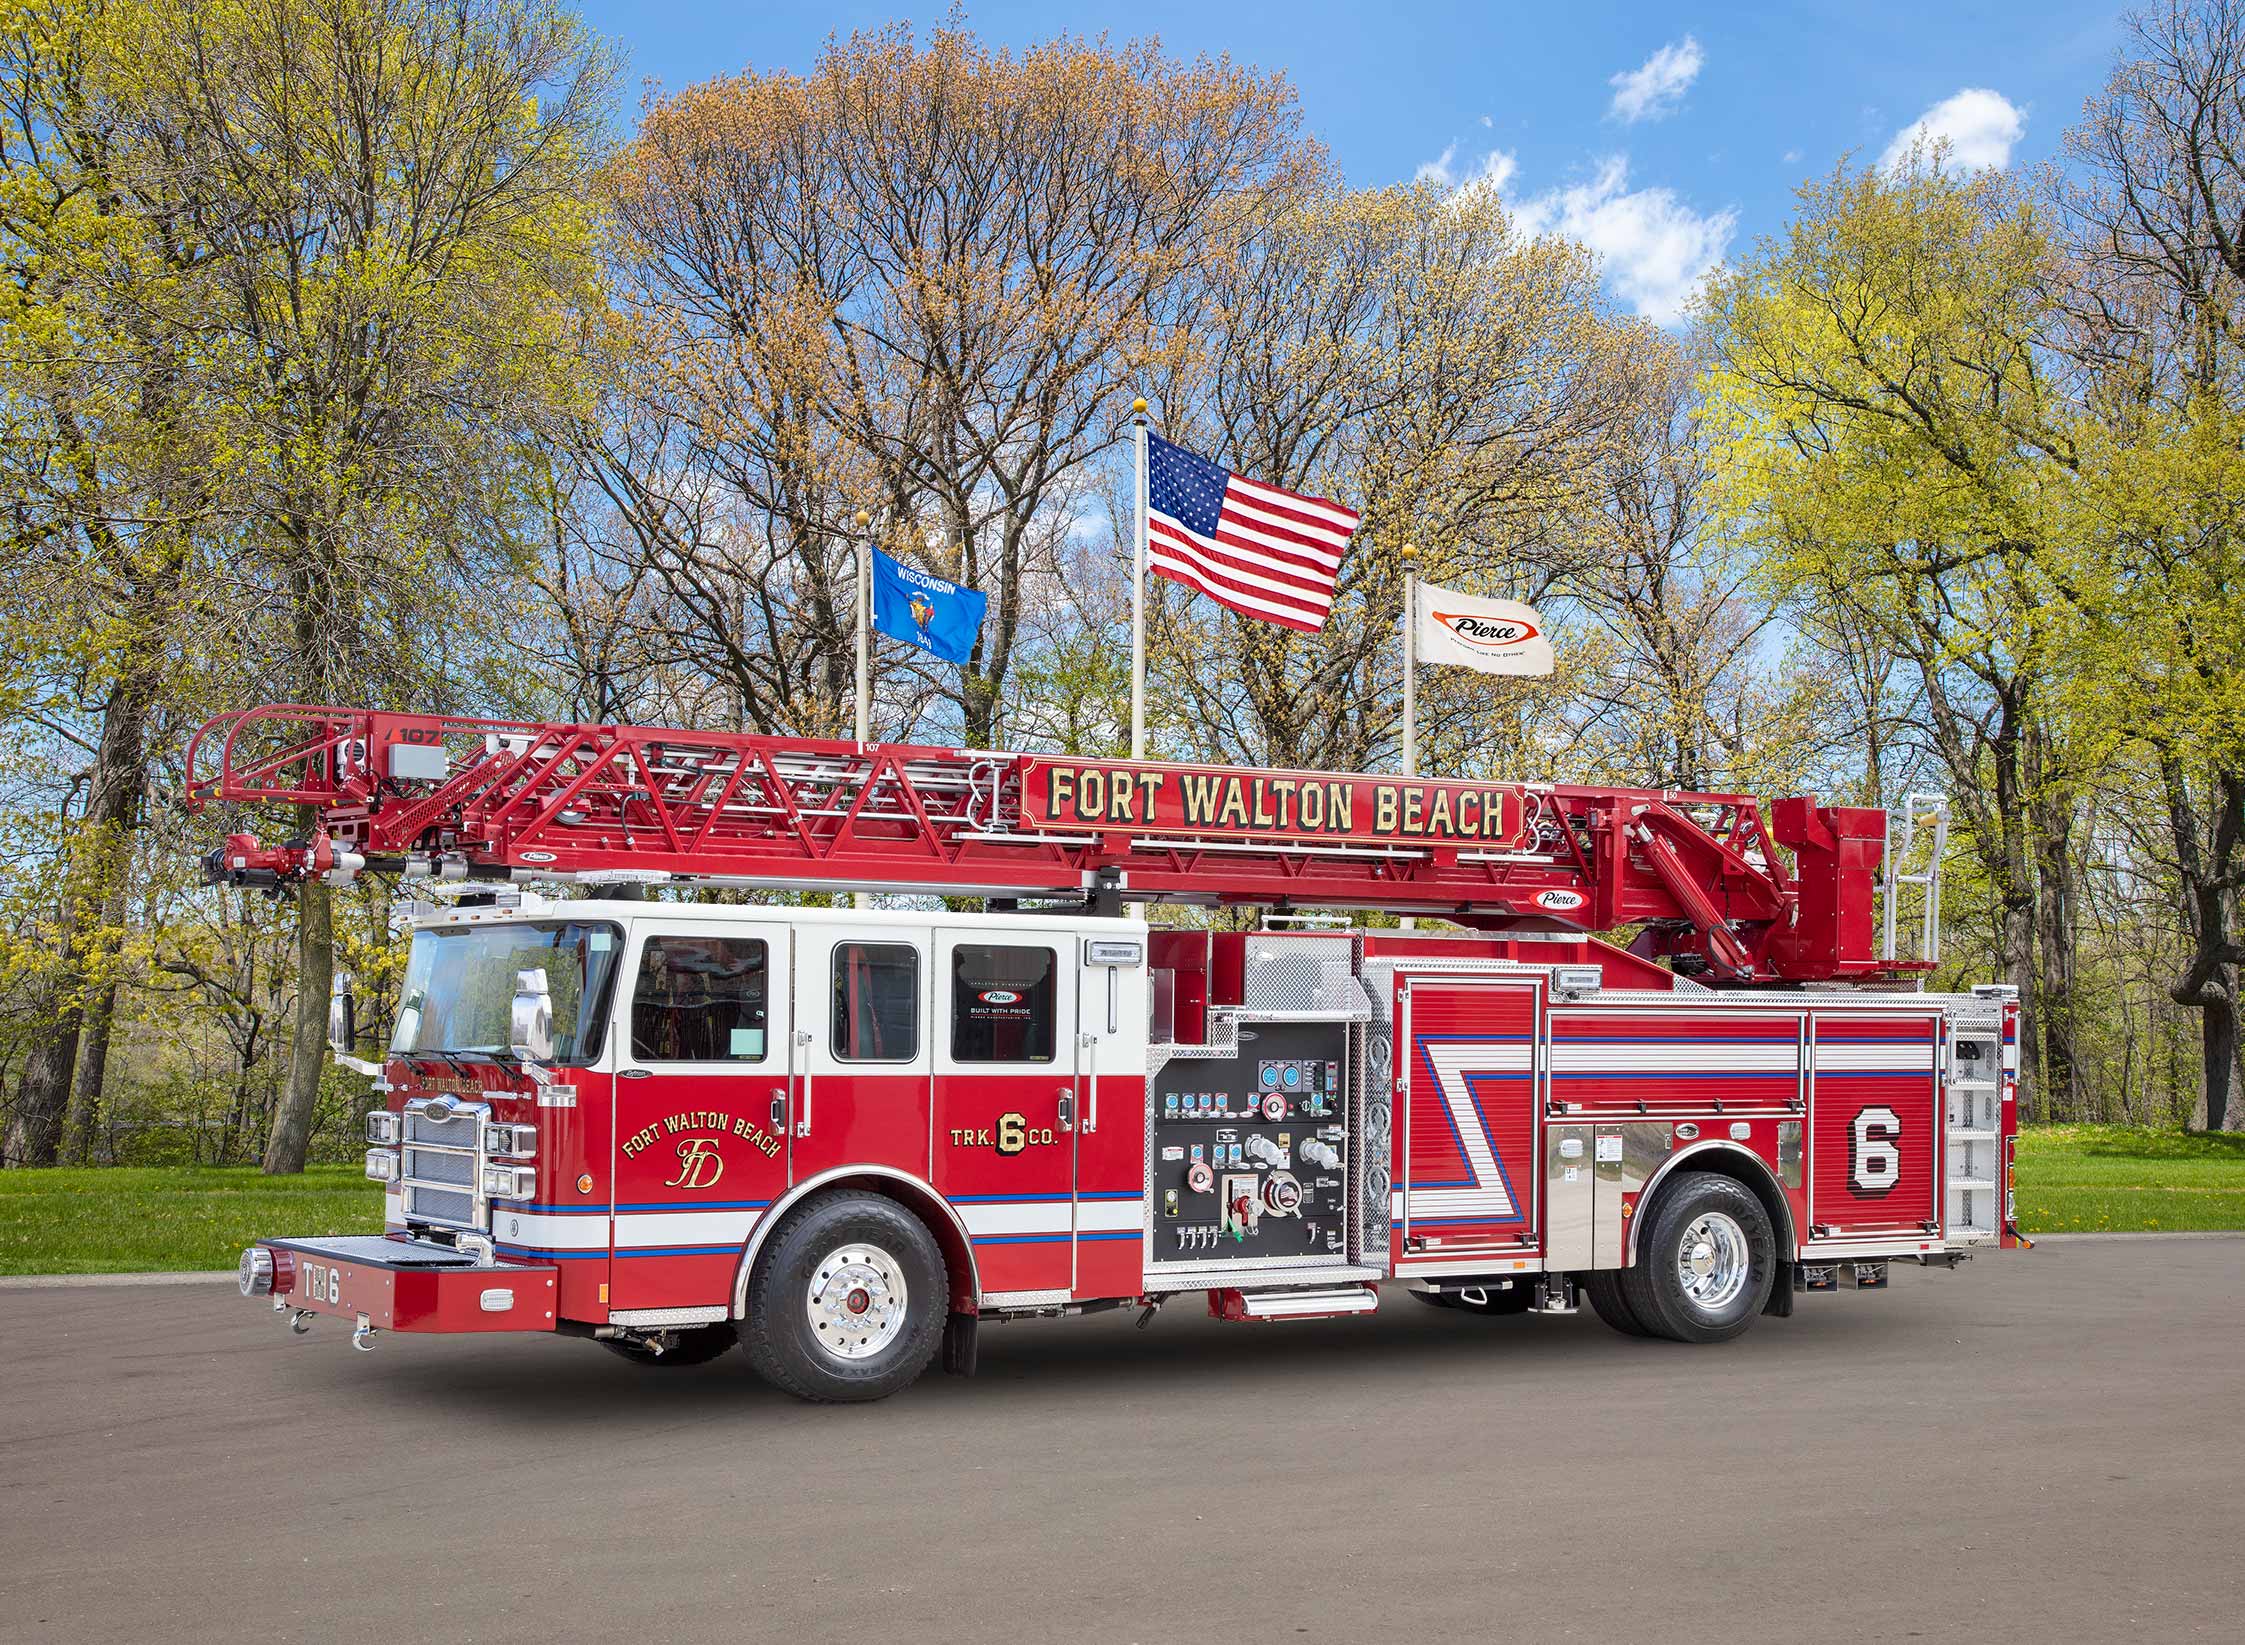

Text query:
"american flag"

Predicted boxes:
[[1145, 433, 1359, 632]]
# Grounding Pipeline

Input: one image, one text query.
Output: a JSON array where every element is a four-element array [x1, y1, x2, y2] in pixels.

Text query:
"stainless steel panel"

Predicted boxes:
[[1545, 1124, 1594, 1270], [1777, 1119, 1803, 1190], [1594, 1122, 1668, 1267]]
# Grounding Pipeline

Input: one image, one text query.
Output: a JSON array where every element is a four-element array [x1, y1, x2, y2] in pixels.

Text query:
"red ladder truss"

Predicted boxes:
[[182, 703, 1908, 984]]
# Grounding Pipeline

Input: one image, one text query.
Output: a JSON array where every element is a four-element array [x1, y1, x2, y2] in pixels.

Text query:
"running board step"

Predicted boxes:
[[1208, 1284, 1380, 1322]]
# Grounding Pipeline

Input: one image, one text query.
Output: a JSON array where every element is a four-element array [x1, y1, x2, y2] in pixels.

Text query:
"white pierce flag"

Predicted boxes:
[[1413, 581, 1554, 676]]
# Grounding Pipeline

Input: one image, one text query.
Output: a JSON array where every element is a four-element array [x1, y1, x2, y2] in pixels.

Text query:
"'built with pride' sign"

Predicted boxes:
[[1017, 759, 1528, 849]]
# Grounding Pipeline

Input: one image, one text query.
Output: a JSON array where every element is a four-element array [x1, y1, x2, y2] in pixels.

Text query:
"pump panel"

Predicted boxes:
[[1149, 1022, 1351, 1264]]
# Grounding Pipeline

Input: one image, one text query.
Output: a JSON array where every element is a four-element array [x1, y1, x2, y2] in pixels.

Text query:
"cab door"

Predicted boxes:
[[607, 921, 794, 1311], [933, 930, 1077, 1297], [792, 923, 935, 1191]]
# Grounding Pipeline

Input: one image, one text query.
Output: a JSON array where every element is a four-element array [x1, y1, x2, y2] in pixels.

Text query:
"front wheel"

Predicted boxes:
[[742, 1191, 946, 1403], [1619, 1171, 1776, 1344]]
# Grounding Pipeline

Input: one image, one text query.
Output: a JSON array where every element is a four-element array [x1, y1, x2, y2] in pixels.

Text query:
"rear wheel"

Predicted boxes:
[[1583, 1269, 1653, 1337], [742, 1191, 946, 1403], [1620, 1172, 1776, 1344], [599, 1323, 738, 1366]]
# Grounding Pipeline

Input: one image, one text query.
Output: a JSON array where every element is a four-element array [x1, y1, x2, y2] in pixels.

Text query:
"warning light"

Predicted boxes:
[[576, 1173, 595, 1195]]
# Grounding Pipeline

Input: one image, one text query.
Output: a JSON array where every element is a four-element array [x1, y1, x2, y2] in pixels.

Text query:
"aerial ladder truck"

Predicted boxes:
[[191, 703, 2018, 1402]]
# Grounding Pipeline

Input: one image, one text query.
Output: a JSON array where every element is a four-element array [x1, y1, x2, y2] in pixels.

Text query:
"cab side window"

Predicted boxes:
[[632, 936, 768, 1062], [833, 941, 920, 1061], [950, 944, 1057, 1063]]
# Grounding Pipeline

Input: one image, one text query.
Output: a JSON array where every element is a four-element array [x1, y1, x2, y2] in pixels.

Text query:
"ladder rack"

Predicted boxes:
[[183, 703, 1924, 985]]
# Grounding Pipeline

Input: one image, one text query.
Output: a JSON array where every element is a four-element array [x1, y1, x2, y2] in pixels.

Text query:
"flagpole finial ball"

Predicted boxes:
[[854, 510, 870, 528], [1402, 542, 1419, 559], [1132, 398, 1148, 415]]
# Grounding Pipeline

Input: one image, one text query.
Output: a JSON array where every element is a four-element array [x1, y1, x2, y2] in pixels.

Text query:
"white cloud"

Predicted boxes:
[[1782, 148, 1802, 164], [1479, 113, 1493, 128], [1514, 156, 1736, 325], [1608, 36, 1703, 124], [1416, 143, 1517, 195], [1880, 88, 2025, 173]]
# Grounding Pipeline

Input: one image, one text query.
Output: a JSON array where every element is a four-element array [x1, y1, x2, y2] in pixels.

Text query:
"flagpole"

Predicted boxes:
[[1400, 541, 1418, 780], [854, 508, 872, 912], [1129, 398, 1149, 762], [1400, 543, 1419, 930]]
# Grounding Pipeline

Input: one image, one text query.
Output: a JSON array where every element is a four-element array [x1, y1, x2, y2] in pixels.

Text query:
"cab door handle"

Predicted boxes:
[[769, 1090, 786, 1133], [1056, 1090, 1075, 1132]]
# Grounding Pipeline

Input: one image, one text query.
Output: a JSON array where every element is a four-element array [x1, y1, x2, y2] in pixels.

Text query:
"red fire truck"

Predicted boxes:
[[191, 703, 2020, 1402]]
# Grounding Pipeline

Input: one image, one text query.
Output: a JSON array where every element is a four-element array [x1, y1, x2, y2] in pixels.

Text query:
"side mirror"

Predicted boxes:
[[510, 966, 555, 1062], [328, 971, 357, 1056]]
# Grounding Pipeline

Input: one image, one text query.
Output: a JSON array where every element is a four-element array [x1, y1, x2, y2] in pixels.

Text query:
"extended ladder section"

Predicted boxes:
[[183, 703, 1923, 984]]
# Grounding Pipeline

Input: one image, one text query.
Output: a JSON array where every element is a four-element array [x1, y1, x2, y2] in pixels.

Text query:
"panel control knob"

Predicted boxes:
[[1261, 1092, 1288, 1121], [1262, 1171, 1303, 1216], [1186, 1159, 1216, 1195]]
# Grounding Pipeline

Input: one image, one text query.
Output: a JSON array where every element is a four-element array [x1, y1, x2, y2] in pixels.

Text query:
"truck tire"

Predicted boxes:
[[1583, 1269, 1654, 1337], [599, 1323, 738, 1366], [742, 1190, 946, 1403], [1619, 1171, 1776, 1344]]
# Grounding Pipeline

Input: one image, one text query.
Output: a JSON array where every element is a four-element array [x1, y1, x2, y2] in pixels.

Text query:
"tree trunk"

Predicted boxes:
[[64, 975, 120, 1165], [263, 878, 333, 1174], [2030, 778, 2082, 1122], [8, 655, 161, 1167], [4, 955, 77, 1167], [2201, 984, 2237, 1134]]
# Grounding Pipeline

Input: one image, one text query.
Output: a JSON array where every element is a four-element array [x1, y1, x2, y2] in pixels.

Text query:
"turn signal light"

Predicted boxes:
[[364, 1149, 399, 1182], [366, 1111, 399, 1145]]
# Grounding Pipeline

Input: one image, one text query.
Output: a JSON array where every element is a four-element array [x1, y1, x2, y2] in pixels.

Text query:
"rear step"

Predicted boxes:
[[1207, 1284, 1380, 1322]]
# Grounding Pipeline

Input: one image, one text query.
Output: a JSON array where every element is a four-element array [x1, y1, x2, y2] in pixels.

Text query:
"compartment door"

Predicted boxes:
[[1808, 1011, 1941, 1237], [1398, 976, 1542, 1258]]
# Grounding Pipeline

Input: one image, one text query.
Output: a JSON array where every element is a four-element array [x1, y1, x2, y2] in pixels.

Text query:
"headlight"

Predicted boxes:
[[366, 1110, 399, 1145], [483, 1121, 536, 1158], [481, 1164, 536, 1200], [365, 1149, 399, 1182]]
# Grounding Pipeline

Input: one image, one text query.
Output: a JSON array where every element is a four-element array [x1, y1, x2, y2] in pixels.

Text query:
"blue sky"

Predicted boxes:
[[579, 1, 2127, 324]]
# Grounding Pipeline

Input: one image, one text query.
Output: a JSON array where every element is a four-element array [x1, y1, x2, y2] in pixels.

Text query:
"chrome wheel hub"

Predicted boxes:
[[1675, 1211, 1750, 1312], [806, 1243, 907, 1361]]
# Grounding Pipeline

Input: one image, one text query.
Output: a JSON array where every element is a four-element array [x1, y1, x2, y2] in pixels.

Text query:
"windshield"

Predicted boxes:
[[390, 921, 622, 1064]]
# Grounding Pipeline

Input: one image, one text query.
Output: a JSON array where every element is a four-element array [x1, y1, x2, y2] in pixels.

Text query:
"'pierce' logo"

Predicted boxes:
[[665, 1136, 725, 1191], [1434, 612, 1540, 651]]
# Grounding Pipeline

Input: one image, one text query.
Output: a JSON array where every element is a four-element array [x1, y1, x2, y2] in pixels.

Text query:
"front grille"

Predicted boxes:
[[397, 1097, 494, 1231], [404, 1184, 475, 1225], [405, 1109, 478, 1147], [403, 1146, 476, 1187]]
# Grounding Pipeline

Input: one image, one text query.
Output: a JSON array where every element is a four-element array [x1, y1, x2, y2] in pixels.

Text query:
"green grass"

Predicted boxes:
[[0, 1164, 379, 1275], [2014, 1124, 2245, 1233], [0, 1124, 2238, 1275]]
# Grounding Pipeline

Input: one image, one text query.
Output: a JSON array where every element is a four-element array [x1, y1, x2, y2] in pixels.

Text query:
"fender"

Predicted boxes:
[[1624, 1139, 1797, 1265], [730, 1165, 983, 1318]]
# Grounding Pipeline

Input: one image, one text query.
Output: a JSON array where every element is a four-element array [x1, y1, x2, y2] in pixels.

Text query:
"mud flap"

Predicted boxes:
[[942, 1310, 978, 1376], [1762, 1261, 1795, 1317]]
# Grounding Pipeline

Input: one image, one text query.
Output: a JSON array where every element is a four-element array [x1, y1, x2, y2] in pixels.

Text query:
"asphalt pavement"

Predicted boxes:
[[2, 1236, 2240, 1644]]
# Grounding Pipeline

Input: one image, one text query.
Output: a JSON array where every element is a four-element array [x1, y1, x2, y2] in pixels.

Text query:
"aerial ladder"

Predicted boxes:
[[184, 702, 1926, 986]]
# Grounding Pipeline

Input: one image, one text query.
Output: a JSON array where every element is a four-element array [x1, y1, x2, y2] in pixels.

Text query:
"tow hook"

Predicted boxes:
[[289, 1310, 316, 1334], [351, 1314, 377, 1352]]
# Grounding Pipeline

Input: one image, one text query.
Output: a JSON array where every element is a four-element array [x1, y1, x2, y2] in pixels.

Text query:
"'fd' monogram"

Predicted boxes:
[[665, 1136, 725, 1191]]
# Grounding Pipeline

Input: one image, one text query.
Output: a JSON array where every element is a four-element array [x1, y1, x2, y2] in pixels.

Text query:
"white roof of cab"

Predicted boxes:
[[412, 896, 1148, 937]]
